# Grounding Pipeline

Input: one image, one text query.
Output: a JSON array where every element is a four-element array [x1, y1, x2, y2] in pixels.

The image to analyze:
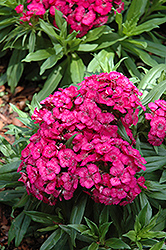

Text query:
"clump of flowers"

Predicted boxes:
[[145, 100, 166, 146], [18, 72, 146, 206], [15, 0, 124, 36]]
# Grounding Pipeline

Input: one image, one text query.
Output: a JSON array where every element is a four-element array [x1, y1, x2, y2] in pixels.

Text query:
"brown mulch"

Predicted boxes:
[[0, 84, 39, 144]]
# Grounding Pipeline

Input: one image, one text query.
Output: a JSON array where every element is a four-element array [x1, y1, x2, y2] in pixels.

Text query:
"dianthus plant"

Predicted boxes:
[[15, 0, 124, 37], [145, 100, 166, 146], [18, 71, 147, 206]]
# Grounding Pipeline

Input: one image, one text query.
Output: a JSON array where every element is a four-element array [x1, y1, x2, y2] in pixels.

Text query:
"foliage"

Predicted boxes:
[[0, 0, 166, 98]]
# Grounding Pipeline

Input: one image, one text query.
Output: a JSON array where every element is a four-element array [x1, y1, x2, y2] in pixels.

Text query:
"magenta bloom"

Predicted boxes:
[[15, 4, 24, 13], [27, 2, 46, 15], [15, 0, 124, 37], [78, 164, 101, 188], [19, 72, 147, 206], [145, 99, 166, 146]]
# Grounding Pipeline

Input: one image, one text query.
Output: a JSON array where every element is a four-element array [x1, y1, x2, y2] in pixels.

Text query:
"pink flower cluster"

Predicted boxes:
[[18, 72, 146, 206], [15, 2, 46, 25], [15, 0, 124, 36], [145, 100, 166, 146]]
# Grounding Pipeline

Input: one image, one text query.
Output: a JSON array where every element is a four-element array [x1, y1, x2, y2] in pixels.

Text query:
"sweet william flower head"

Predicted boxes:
[[145, 99, 166, 146], [15, 0, 124, 36], [19, 72, 146, 206]]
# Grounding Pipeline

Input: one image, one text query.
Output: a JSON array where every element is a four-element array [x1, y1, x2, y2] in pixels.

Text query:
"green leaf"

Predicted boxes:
[[125, 0, 148, 22], [0, 189, 25, 203], [77, 44, 98, 52], [139, 210, 160, 233], [12, 193, 30, 210], [99, 222, 112, 243], [60, 20, 67, 39], [145, 181, 166, 200], [16, 117, 34, 128], [0, 160, 21, 174], [88, 242, 99, 250], [0, 26, 12, 42], [0, 17, 15, 28], [83, 25, 107, 43], [8, 211, 31, 247], [22, 48, 55, 62], [0, 180, 21, 189], [159, 170, 166, 184], [136, 241, 142, 249], [30, 93, 42, 110], [69, 194, 88, 246], [77, 233, 94, 245], [141, 80, 166, 106], [122, 42, 157, 67], [24, 211, 62, 225], [10, 103, 28, 118], [134, 216, 142, 233], [65, 134, 78, 149], [139, 230, 166, 239], [138, 64, 166, 93], [54, 8, 64, 30], [117, 121, 131, 144], [94, 33, 127, 51], [87, 49, 114, 73], [123, 230, 136, 241], [85, 217, 99, 236], [127, 39, 147, 49], [105, 238, 131, 249], [39, 19, 60, 43], [38, 225, 58, 232], [139, 193, 152, 224], [99, 206, 110, 226], [67, 224, 88, 233], [149, 240, 165, 250], [51, 232, 68, 249], [121, 50, 142, 78], [40, 229, 62, 250], [35, 63, 65, 102], [0, 6, 13, 15], [7, 49, 26, 93], [122, 0, 148, 36], [29, 31, 36, 53], [0, 135, 16, 157], [40, 52, 63, 75], [141, 143, 166, 170], [138, 204, 152, 228], [115, 12, 123, 33], [126, 17, 166, 36], [112, 57, 128, 71], [152, 209, 166, 231], [0, 72, 7, 86], [70, 53, 85, 83], [143, 40, 166, 58], [140, 239, 159, 248]]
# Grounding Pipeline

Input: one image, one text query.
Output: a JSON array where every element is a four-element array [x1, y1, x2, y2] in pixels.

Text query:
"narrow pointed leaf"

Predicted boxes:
[[88, 242, 99, 250], [105, 238, 131, 249]]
